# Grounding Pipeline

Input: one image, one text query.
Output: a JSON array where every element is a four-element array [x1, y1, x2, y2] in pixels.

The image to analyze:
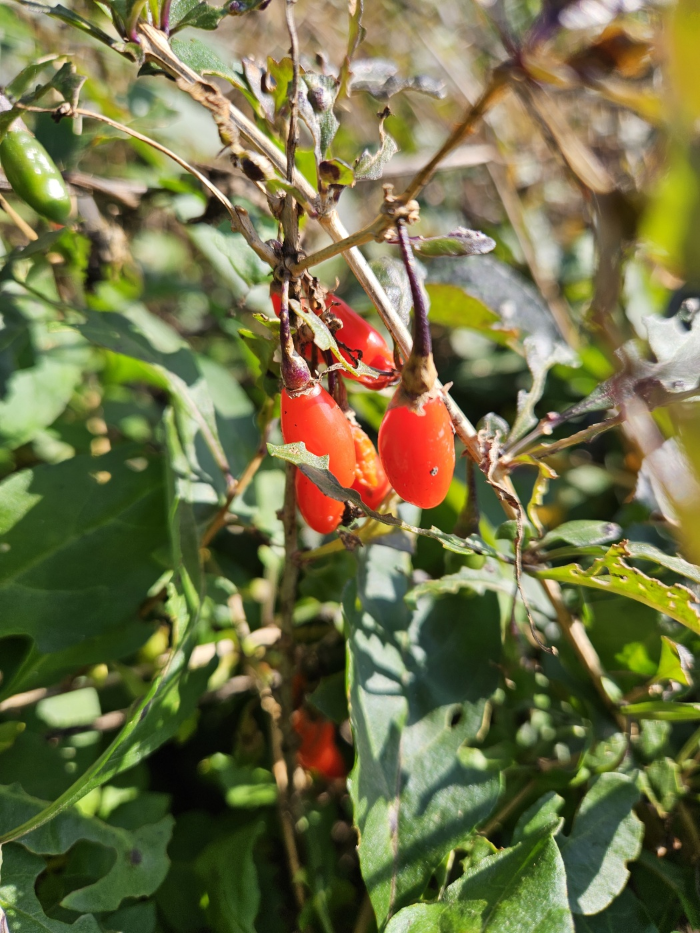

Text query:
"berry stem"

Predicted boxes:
[[395, 220, 437, 396], [280, 277, 312, 392], [396, 219, 431, 359]]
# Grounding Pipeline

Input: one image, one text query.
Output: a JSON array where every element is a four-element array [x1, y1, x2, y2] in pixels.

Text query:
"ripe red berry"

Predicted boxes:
[[350, 421, 391, 510], [292, 709, 346, 780], [280, 384, 356, 533], [378, 391, 455, 509], [271, 290, 396, 389]]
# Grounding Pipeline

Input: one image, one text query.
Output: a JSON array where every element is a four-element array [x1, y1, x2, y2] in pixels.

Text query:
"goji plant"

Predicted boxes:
[[1, 1, 700, 932]]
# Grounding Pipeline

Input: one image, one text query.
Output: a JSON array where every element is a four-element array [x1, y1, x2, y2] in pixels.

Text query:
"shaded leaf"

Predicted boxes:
[[557, 773, 644, 915], [346, 542, 502, 926], [0, 445, 167, 656], [574, 888, 658, 933], [169, 0, 226, 32], [195, 822, 264, 933], [0, 844, 101, 933]]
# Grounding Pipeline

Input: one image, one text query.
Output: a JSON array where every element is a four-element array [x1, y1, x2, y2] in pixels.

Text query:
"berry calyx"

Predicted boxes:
[[271, 288, 397, 389]]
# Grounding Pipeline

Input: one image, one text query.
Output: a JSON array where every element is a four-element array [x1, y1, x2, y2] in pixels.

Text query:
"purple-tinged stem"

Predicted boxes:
[[280, 278, 312, 393], [396, 220, 431, 359]]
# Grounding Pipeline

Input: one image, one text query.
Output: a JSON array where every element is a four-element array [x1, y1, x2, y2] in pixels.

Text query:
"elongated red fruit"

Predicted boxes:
[[272, 291, 396, 389], [378, 392, 455, 509], [280, 383, 356, 533], [350, 421, 391, 510]]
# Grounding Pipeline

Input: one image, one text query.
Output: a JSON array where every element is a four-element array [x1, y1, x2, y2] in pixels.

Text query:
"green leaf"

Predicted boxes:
[[0, 445, 167, 657], [189, 222, 271, 297], [170, 38, 244, 88], [5, 55, 61, 100], [78, 304, 244, 499], [201, 753, 277, 808], [654, 636, 692, 686], [620, 701, 700, 721], [319, 158, 355, 188], [424, 283, 518, 346], [346, 542, 502, 926], [195, 822, 264, 933], [0, 843, 102, 932], [385, 829, 574, 933], [409, 228, 495, 259], [168, 0, 226, 31], [512, 791, 565, 843], [0, 323, 88, 450], [640, 758, 684, 818], [0, 784, 173, 912], [535, 543, 700, 635], [539, 521, 622, 550], [574, 888, 658, 933], [624, 541, 700, 586], [557, 773, 644, 915], [11, 0, 132, 55]]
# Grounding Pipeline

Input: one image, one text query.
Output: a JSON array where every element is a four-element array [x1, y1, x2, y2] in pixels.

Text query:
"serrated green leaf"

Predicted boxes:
[[557, 773, 644, 916], [346, 543, 502, 926], [385, 829, 574, 933], [536, 543, 700, 634]]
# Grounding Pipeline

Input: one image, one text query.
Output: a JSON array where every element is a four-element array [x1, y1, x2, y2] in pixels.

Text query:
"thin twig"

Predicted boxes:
[[507, 415, 621, 461], [288, 220, 380, 275], [0, 193, 38, 240], [400, 72, 508, 204]]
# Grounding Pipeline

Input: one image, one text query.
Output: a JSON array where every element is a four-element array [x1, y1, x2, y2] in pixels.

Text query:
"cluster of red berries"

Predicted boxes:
[[273, 277, 456, 534]]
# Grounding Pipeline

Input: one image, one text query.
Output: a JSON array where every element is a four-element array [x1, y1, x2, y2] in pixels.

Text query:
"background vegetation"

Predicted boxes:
[[1, 0, 700, 931]]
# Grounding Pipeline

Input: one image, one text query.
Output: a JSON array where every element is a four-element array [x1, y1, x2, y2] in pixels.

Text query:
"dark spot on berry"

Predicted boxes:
[[430, 466, 439, 476]]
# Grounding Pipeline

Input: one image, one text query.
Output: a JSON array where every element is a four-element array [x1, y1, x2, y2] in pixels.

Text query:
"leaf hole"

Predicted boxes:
[[449, 707, 463, 728]]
